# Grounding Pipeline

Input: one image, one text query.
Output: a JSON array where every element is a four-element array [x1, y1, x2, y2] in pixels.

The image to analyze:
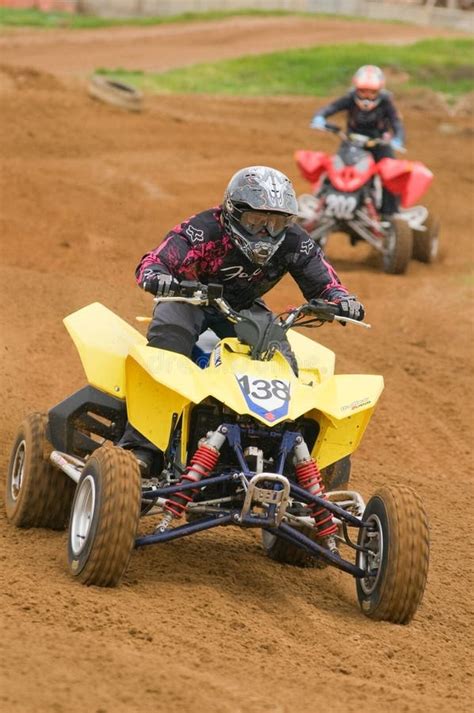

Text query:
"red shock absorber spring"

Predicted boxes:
[[295, 458, 337, 537], [164, 443, 220, 518]]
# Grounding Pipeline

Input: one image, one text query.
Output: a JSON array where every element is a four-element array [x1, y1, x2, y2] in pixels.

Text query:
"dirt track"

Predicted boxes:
[[0, 16, 473, 713], [0, 15, 463, 75]]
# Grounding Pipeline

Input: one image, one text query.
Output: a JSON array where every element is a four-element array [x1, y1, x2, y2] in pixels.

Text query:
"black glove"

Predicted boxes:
[[142, 272, 180, 297], [335, 296, 365, 322]]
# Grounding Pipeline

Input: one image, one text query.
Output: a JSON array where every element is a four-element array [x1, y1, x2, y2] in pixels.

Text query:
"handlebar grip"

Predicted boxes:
[[325, 122, 341, 134], [307, 299, 338, 319], [207, 283, 224, 300], [176, 281, 224, 300], [177, 280, 202, 297]]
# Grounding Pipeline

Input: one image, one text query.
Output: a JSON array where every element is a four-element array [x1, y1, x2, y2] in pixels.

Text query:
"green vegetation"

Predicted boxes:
[[98, 39, 474, 98], [0, 8, 319, 29], [3, 9, 470, 97]]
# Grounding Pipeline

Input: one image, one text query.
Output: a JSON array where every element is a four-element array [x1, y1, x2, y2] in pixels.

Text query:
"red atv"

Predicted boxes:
[[295, 123, 439, 274]]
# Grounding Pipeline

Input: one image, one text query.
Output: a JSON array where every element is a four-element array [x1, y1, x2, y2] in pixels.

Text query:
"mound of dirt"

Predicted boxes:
[[451, 90, 474, 116], [400, 86, 474, 117], [0, 63, 64, 92]]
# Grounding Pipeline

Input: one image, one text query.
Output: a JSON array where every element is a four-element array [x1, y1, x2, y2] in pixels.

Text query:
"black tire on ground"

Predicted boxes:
[[321, 455, 351, 491], [5, 413, 75, 529], [382, 217, 413, 274], [261, 526, 326, 568], [356, 484, 429, 624], [412, 213, 440, 263], [67, 445, 141, 587], [87, 75, 143, 112]]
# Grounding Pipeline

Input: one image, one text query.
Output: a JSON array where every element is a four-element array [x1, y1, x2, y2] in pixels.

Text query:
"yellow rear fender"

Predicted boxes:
[[64, 303, 146, 399]]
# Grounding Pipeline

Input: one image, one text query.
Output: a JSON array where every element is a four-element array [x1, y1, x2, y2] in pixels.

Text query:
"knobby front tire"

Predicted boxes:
[[356, 484, 429, 624], [68, 446, 141, 587]]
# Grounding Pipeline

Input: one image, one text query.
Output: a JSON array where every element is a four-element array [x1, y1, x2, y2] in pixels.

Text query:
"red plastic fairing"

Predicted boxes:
[[377, 158, 433, 208], [330, 164, 376, 192], [294, 150, 329, 184]]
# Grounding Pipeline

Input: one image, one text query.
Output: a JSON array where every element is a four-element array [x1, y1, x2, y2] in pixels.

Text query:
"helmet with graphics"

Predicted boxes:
[[222, 166, 298, 266], [352, 65, 386, 111]]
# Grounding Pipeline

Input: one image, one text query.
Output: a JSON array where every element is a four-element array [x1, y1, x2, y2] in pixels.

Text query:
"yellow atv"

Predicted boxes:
[[5, 284, 429, 623]]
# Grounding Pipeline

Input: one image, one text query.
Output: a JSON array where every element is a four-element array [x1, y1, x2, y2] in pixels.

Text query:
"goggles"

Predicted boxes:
[[356, 89, 379, 100], [239, 210, 294, 238]]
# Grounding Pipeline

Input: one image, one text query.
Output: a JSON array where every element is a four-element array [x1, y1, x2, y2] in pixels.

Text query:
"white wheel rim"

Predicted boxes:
[[430, 233, 439, 260], [358, 513, 384, 595], [70, 475, 96, 556], [262, 530, 277, 549], [10, 439, 26, 501]]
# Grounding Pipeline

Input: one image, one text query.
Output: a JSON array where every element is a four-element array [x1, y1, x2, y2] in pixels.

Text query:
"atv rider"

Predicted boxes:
[[119, 165, 365, 472], [310, 65, 405, 217]]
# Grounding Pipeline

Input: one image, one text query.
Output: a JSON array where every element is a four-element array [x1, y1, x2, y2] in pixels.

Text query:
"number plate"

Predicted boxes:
[[324, 193, 358, 220], [237, 375, 290, 422]]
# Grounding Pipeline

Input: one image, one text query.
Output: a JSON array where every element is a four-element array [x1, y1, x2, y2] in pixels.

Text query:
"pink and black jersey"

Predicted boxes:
[[136, 206, 348, 310]]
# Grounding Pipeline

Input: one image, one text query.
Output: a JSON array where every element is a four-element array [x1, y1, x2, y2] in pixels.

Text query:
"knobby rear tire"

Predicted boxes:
[[383, 217, 413, 274], [67, 446, 141, 587], [412, 213, 440, 263], [261, 526, 327, 568], [262, 457, 351, 567], [5, 413, 75, 529], [321, 455, 351, 491]]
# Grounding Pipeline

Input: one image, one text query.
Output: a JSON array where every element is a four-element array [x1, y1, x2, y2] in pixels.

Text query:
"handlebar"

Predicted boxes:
[[154, 282, 371, 330], [293, 299, 371, 329], [314, 122, 406, 153], [157, 280, 224, 304]]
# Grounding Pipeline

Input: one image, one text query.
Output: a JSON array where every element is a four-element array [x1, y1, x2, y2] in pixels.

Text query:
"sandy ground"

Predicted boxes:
[[0, 15, 473, 713]]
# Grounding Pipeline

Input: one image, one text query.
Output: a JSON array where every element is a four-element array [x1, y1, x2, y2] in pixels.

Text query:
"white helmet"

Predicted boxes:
[[352, 65, 386, 111]]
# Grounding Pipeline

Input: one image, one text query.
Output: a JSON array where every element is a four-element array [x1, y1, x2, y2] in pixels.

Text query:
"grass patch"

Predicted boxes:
[[97, 39, 474, 98]]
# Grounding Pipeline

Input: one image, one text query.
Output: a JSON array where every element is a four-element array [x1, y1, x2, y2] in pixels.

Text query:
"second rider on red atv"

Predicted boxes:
[[310, 65, 405, 217]]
